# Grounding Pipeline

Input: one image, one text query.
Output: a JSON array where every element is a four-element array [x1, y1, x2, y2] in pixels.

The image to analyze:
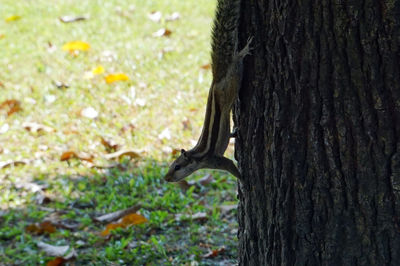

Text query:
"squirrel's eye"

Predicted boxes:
[[174, 165, 181, 171]]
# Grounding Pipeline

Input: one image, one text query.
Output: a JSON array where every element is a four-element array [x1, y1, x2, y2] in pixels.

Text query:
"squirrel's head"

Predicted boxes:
[[164, 149, 199, 182]]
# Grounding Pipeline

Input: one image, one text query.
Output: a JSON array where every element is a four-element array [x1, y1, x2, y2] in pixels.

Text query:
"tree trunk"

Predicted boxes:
[[235, 0, 400, 265]]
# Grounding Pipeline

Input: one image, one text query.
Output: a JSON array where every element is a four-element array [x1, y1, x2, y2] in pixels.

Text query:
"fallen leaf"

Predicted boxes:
[[0, 123, 9, 134], [37, 241, 76, 259], [198, 174, 214, 186], [60, 151, 94, 163], [59, 15, 88, 23], [171, 148, 181, 156], [105, 73, 129, 83], [5, 15, 21, 22], [177, 180, 192, 191], [62, 41, 90, 52], [100, 136, 119, 152], [148, 11, 162, 22], [47, 257, 66, 266], [101, 213, 147, 236], [92, 65, 105, 75], [0, 99, 22, 116], [104, 150, 140, 160], [218, 204, 237, 214], [26, 221, 56, 235], [166, 12, 180, 21], [158, 128, 171, 140], [152, 28, 172, 37], [23, 122, 55, 133], [47, 41, 57, 53], [0, 160, 27, 169], [35, 193, 52, 205], [94, 204, 141, 223], [203, 246, 225, 258], [175, 212, 208, 223], [191, 212, 208, 222], [81, 107, 98, 118], [182, 118, 191, 130], [200, 63, 211, 70], [120, 122, 135, 134], [52, 80, 69, 89]]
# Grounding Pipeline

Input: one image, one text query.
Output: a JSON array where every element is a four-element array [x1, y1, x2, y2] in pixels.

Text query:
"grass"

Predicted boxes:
[[0, 0, 239, 265]]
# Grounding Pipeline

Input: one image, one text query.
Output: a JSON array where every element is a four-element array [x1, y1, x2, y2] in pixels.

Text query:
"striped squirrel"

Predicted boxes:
[[164, 0, 252, 182]]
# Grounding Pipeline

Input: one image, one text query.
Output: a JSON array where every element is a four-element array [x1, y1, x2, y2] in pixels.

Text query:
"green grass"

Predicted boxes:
[[0, 0, 239, 264]]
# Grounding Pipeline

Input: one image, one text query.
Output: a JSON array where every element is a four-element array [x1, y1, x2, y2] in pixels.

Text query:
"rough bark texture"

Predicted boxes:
[[234, 0, 400, 265]]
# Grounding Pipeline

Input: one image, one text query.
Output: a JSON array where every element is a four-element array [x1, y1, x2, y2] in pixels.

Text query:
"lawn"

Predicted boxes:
[[0, 0, 239, 264]]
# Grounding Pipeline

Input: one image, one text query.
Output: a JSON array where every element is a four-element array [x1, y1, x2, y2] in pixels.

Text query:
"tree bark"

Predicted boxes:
[[235, 0, 400, 265]]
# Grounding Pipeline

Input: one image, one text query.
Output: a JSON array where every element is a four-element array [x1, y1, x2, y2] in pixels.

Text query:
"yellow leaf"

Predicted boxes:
[[100, 213, 147, 236], [105, 73, 129, 83], [0, 34, 5, 39], [5, 15, 21, 22], [62, 41, 90, 52], [92, 65, 105, 75], [120, 213, 148, 226]]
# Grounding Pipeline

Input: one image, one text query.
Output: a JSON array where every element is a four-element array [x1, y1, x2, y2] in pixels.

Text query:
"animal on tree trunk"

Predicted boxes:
[[164, 0, 252, 182]]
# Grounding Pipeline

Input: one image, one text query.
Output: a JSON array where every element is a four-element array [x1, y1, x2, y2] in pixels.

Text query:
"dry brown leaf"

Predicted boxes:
[[104, 150, 140, 160], [46, 257, 66, 266], [101, 213, 147, 236], [37, 241, 76, 259], [94, 204, 141, 223], [0, 99, 22, 116], [0, 160, 27, 169], [200, 63, 211, 70], [26, 221, 56, 235], [59, 15, 88, 23], [60, 151, 94, 163], [100, 136, 119, 152], [152, 28, 172, 37], [148, 11, 162, 22], [23, 122, 55, 133], [203, 246, 226, 258]]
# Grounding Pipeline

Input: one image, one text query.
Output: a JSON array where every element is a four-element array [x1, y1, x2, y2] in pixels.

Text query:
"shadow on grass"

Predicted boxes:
[[0, 159, 239, 265]]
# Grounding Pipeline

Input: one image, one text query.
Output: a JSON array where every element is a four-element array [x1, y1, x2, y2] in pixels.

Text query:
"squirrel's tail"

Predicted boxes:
[[210, 0, 241, 82]]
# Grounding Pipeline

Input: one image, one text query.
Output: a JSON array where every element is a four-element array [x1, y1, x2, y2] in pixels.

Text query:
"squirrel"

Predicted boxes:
[[164, 0, 252, 183]]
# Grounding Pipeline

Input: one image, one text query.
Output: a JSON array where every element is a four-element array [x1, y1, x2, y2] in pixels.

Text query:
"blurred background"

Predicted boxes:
[[0, 0, 239, 264]]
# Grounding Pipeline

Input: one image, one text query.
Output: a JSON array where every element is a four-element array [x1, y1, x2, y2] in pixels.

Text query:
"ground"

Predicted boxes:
[[0, 0, 239, 264]]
